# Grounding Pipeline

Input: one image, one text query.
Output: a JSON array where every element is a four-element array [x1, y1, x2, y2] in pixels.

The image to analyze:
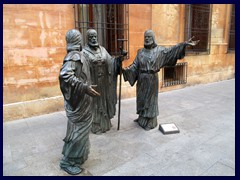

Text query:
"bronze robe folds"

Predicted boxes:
[[123, 42, 187, 120], [82, 45, 118, 134], [59, 51, 92, 166]]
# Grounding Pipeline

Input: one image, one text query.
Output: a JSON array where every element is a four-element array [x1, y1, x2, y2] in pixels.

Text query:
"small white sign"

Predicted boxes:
[[159, 123, 180, 134]]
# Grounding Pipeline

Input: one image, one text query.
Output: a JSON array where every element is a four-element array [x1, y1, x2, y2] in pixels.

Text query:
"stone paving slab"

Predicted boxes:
[[3, 79, 235, 176]]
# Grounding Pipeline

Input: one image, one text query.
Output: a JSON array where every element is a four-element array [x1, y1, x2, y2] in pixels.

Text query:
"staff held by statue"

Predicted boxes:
[[117, 39, 127, 130]]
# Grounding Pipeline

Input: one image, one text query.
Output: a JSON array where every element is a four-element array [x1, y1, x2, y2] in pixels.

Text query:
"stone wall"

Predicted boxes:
[[3, 4, 74, 121], [122, 4, 234, 96], [120, 4, 152, 99], [152, 4, 235, 92], [3, 4, 235, 121]]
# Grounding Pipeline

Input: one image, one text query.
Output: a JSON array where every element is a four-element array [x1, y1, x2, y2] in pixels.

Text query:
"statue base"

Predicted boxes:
[[159, 123, 180, 135]]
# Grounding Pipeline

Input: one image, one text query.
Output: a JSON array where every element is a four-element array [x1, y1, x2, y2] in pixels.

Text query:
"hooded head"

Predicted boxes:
[[144, 29, 157, 49], [66, 29, 82, 52], [86, 29, 99, 48]]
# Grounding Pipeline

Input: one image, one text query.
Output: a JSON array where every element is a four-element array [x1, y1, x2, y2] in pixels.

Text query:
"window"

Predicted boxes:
[[162, 62, 188, 87], [228, 4, 235, 51], [185, 4, 211, 53], [74, 4, 129, 58]]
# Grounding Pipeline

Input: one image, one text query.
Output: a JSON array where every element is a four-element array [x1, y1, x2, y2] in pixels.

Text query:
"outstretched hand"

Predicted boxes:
[[86, 85, 100, 97], [186, 36, 200, 46], [118, 48, 128, 62]]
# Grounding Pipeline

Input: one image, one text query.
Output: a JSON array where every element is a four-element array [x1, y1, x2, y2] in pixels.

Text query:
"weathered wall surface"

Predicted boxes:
[[3, 4, 74, 121], [3, 4, 235, 121], [152, 4, 234, 92], [124, 4, 234, 95], [185, 4, 235, 88], [120, 4, 152, 99]]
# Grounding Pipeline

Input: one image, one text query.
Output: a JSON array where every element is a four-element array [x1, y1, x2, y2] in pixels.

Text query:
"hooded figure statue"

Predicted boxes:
[[59, 29, 100, 175]]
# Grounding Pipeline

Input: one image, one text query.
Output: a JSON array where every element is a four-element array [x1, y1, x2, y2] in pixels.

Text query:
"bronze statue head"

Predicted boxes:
[[86, 29, 99, 48], [66, 29, 82, 52], [144, 29, 157, 49]]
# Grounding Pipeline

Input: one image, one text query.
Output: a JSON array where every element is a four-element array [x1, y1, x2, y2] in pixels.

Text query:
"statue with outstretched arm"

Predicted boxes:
[[122, 29, 199, 131]]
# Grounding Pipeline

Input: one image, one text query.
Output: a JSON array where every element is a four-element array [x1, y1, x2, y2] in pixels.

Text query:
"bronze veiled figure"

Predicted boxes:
[[59, 29, 99, 175]]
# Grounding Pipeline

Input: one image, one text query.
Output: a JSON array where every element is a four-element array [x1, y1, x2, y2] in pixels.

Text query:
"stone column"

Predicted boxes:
[[210, 4, 232, 54]]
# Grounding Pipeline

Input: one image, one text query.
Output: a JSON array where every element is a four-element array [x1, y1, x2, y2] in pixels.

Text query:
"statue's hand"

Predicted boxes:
[[86, 85, 100, 97], [186, 36, 200, 46], [117, 50, 127, 63], [121, 49, 128, 57]]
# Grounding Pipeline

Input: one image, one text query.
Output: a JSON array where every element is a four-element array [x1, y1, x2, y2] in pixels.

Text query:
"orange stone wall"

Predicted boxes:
[[3, 4, 235, 121], [3, 4, 75, 121], [122, 4, 234, 95], [120, 4, 152, 99]]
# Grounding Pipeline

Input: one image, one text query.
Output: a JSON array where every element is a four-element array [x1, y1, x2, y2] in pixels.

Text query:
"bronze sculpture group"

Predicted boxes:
[[59, 29, 199, 175]]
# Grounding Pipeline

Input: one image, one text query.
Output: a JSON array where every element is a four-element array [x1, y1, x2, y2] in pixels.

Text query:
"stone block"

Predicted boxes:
[[4, 66, 38, 86], [3, 9, 16, 29], [29, 28, 50, 47], [12, 9, 40, 28], [210, 44, 220, 55], [129, 4, 151, 32], [3, 28, 31, 48], [3, 51, 8, 68], [3, 103, 26, 121], [23, 96, 64, 118], [152, 4, 181, 43], [5, 49, 28, 66], [49, 47, 66, 64], [4, 81, 62, 104], [3, 84, 27, 104], [15, 4, 73, 13], [129, 32, 144, 47], [4, 65, 38, 84], [219, 44, 228, 54], [3, 96, 64, 121]]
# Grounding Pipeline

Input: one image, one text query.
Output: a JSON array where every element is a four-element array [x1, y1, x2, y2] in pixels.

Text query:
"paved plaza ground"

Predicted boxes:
[[3, 79, 235, 176]]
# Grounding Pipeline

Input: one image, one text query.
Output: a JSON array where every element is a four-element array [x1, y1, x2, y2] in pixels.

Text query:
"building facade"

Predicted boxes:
[[3, 4, 235, 121]]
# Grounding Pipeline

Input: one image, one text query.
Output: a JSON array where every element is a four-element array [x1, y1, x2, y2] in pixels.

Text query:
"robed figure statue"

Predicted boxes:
[[59, 29, 100, 175], [82, 29, 126, 134], [122, 29, 199, 131]]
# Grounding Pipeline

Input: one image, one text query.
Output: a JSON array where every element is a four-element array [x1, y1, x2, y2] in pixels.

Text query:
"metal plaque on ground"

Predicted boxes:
[[159, 123, 180, 135]]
